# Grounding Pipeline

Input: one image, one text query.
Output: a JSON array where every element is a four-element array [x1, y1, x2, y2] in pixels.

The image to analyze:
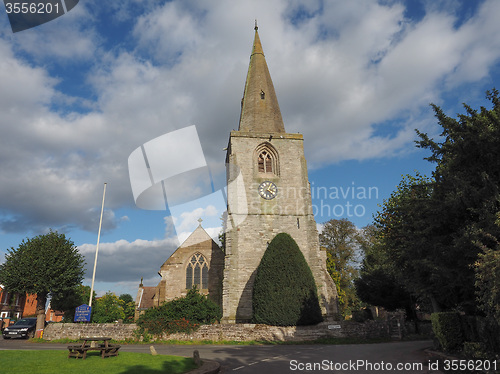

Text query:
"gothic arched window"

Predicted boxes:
[[258, 151, 273, 173], [186, 253, 209, 290], [256, 143, 279, 175]]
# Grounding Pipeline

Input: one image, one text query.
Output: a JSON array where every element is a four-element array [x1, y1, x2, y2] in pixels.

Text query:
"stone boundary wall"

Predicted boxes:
[[43, 321, 395, 342], [165, 321, 391, 342], [43, 323, 137, 341]]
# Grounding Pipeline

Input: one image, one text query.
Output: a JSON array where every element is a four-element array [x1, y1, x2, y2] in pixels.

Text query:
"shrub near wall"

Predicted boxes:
[[252, 233, 323, 326], [431, 312, 464, 352], [136, 288, 221, 337]]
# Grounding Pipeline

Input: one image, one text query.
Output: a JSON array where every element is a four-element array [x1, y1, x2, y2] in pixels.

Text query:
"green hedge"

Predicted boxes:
[[431, 312, 464, 352], [252, 233, 323, 326]]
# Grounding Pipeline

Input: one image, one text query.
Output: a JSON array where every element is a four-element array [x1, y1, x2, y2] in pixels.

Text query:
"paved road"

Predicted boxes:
[[0, 337, 441, 373]]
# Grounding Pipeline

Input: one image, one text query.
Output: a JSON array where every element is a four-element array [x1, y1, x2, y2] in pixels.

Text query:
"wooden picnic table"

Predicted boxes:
[[68, 337, 120, 359]]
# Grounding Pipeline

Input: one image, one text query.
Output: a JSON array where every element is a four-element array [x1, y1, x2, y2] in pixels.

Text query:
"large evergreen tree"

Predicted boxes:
[[0, 230, 85, 331], [415, 89, 500, 313], [252, 233, 322, 326]]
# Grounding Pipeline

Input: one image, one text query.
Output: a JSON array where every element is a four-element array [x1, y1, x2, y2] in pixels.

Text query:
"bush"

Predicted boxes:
[[92, 292, 125, 323], [252, 233, 323, 326], [471, 316, 500, 355], [351, 308, 373, 323], [431, 312, 464, 352], [136, 288, 221, 336], [462, 342, 489, 360]]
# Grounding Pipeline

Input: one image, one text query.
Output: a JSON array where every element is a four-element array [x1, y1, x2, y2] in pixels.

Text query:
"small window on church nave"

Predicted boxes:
[[186, 253, 209, 290]]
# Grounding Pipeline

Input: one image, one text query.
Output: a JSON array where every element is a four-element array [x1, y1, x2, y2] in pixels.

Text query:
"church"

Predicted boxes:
[[135, 25, 338, 323]]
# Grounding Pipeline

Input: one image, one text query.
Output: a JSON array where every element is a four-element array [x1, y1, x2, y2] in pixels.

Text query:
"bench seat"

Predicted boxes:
[[68, 344, 121, 359], [67, 345, 91, 359]]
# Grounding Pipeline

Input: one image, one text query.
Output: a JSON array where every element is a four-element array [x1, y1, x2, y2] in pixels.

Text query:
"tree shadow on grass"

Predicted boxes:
[[118, 360, 196, 374], [78, 351, 196, 374]]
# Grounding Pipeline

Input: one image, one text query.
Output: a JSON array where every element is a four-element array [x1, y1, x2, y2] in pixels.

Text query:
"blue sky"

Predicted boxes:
[[1, 0, 499, 297]]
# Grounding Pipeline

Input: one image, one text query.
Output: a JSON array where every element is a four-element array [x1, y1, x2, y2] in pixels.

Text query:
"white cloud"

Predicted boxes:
[[79, 237, 178, 283], [4, 2, 98, 61], [175, 205, 218, 233], [316, 222, 324, 234]]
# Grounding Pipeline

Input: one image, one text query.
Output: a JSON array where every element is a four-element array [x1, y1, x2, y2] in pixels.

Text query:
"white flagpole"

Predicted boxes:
[[89, 183, 107, 307]]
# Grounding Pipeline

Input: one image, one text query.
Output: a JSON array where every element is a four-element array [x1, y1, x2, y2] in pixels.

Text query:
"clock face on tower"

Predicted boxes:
[[258, 181, 277, 200]]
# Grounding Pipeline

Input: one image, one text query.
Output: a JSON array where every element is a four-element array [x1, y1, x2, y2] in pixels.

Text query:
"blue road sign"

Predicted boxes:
[[74, 304, 91, 322]]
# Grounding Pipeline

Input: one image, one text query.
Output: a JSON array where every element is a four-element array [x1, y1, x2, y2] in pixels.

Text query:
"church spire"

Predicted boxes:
[[238, 24, 285, 133]]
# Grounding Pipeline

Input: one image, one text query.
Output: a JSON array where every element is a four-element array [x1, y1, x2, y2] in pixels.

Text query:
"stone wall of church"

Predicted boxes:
[[157, 238, 224, 307]]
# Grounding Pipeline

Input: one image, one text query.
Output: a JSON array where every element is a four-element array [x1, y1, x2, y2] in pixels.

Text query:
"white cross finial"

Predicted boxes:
[[198, 218, 203, 226]]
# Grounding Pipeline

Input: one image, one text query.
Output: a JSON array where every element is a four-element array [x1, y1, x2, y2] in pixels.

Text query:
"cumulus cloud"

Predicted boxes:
[[175, 205, 218, 233], [79, 237, 178, 283]]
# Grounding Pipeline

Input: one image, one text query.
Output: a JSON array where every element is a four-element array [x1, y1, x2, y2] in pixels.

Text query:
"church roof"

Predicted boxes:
[[238, 25, 285, 133], [136, 286, 156, 310], [179, 223, 216, 248], [159, 222, 221, 271]]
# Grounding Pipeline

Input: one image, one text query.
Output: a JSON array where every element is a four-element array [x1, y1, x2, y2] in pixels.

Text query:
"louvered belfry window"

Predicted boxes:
[[186, 253, 209, 290]]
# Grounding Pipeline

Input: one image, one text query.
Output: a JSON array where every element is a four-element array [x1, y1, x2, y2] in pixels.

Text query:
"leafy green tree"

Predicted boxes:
[[92, 292, 125, 323], [475, 247, 500, 323], [119, 294, 136, 323], [355, 223, 415, 315], [319, 219, 362, 318], [51, 284, 95, 322], [475, 214, 500, 324], [325, 254, 346, 310], [355, 268, 411, 311], [0, 230, 85, 331], [119, 293, 133, 303], [252, 233, 322, 326], [371, 173, 448, 311]]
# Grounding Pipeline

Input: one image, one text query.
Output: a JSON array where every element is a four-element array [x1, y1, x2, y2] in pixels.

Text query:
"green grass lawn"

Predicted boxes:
[[0, 350, 197, 374]]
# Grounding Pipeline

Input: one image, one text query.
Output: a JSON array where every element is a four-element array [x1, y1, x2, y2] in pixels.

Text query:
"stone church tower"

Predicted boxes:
[[222, 26, 338, 323]]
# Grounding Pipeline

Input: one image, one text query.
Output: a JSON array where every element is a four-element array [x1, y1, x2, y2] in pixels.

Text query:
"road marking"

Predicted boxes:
[[233, 366, 245, 371]]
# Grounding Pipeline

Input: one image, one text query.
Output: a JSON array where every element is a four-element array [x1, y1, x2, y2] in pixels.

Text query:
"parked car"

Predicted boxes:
[[2, 317, 37, 339]]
